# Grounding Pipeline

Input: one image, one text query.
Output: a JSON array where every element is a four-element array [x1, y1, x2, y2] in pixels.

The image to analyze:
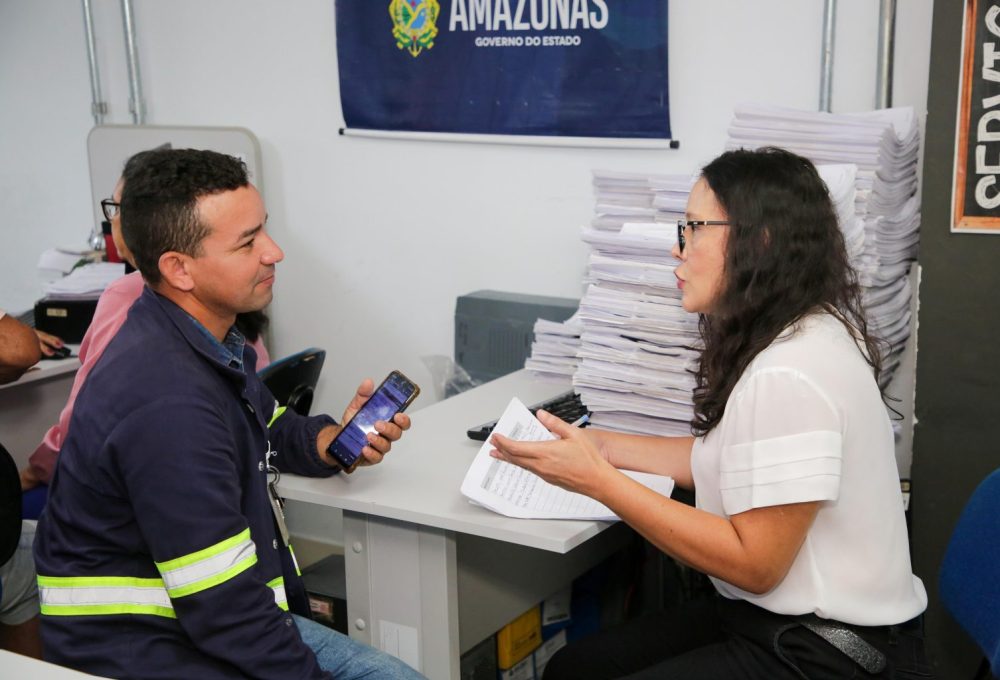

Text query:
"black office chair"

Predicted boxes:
[[940, 468, 1000, 680], [0, 443, 23, 570], [257, 348, 326, 416]]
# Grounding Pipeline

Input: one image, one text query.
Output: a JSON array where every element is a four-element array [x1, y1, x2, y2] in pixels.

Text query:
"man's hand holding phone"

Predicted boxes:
[[318, 371, 419, 472]]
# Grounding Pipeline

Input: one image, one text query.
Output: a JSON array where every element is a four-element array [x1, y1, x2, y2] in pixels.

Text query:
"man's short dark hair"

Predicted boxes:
[[120, 149, 249, 285]]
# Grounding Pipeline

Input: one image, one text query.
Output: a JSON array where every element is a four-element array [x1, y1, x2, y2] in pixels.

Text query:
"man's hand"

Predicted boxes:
[[0, 314, 43, 384], [316, 379, 412, 469]]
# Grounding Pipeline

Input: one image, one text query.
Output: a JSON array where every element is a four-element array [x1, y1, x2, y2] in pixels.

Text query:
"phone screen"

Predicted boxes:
[[327, 371, 419, 471]]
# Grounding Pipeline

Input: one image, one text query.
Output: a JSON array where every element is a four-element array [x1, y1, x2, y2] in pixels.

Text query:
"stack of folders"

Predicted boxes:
[[726, 104, 922, 384]]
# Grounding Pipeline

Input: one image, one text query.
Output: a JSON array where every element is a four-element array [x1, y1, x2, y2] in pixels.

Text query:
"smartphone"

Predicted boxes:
[[326, 370, 420, 473]]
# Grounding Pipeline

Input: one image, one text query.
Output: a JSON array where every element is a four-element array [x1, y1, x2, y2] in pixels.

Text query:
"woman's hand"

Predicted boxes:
[[19, 466, 41, 491], [489, 409, 614, 499], [35, 329, 65, 357]]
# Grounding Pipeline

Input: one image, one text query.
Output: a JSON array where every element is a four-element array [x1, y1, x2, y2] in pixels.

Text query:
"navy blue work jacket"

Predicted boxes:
[[34, 287, 338, 679]]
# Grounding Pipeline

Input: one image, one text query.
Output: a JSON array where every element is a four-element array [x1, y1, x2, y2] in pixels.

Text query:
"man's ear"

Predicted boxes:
[[158, 251, 195, 292]]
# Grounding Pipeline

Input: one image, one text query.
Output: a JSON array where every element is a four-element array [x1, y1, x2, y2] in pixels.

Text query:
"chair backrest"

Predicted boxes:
[[257, 348, 326, 416], [0, 442, 23, 567], [940, 468, 1000, 676]]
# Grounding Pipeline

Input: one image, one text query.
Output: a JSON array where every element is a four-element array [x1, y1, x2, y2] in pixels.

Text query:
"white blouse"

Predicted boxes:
[[690, 312, 927, 626]]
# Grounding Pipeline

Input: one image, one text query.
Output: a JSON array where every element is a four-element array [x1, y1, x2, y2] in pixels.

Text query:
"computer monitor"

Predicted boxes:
[[257, 347, 326, 416]]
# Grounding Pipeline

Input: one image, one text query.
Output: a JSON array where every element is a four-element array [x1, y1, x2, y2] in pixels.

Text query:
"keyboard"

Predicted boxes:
[[466, 391, 590, 441]]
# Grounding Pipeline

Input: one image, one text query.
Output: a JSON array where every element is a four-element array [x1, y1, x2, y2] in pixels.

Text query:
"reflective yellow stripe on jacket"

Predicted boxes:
[[267, 576, 289, 611], [38, 529, 286, 617], [37, 575, 176, 618], [38, 576, 288, 618], [156, 528, 256, 598], [268, 402, 287, 428]]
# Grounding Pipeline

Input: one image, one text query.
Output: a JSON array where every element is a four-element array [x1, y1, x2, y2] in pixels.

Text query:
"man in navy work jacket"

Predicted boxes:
[[33, 149, 425, 680]]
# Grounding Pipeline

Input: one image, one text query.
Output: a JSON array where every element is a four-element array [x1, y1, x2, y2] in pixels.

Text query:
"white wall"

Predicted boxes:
[[1, 0, 933, 418]]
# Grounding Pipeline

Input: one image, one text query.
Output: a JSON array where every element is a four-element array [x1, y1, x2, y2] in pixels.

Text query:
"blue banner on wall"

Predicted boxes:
[[335, 0, 671, 139]]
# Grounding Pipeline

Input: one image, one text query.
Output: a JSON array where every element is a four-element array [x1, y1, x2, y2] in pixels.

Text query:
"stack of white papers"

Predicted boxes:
[[460, 397, 674, 520], [525, 171, 700, 436], [573, 173, 700, 437], [37, 248, 90, 275], [525, 105, 920, 438], [578, 174, 697, 435], [524, 316, 584, 379], [590, 172, 693, 232], [42, 262, 126, 300], [727, 103, 921, 385]]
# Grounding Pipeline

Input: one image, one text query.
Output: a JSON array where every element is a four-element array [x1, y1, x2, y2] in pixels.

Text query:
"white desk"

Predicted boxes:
[[0, 348, 80, 468], [278, 370, 630, 679], [0, 650, 109, 678]]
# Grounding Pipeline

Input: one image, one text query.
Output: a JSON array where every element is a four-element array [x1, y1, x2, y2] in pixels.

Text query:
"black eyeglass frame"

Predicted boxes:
[[676, 219, 730, 253], [101, 199, 120, 222]]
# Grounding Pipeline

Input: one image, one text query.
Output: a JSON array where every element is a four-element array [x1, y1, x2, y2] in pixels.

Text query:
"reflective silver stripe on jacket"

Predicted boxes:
[[38, 575, 288, 617], [156, 529, 257, 598], [268, 576, 288, 611], [38, 576, 176, 618]]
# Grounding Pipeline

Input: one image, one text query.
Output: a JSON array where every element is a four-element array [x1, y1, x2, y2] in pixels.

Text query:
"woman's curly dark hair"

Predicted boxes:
[[690, 147, 885, 436]]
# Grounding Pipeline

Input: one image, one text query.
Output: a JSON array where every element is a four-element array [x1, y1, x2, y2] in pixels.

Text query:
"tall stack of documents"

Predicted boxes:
[[524, 317, 583, 379], [726, 104, 921, 383], [566, 172, 700, 437], [527, 105, 919, 437]]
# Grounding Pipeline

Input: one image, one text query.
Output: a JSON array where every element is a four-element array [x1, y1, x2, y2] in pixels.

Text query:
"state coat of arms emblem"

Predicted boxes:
[[388, 0, 441, 57]]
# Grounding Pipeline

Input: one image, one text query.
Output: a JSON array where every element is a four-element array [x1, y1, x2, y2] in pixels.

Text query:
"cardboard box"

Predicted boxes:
[[497, 605, 542, 669], [532, 629, 567, 678], [540, 588, 572, 640], [460, 634, 497, 680], [498, 655, 535, 680]]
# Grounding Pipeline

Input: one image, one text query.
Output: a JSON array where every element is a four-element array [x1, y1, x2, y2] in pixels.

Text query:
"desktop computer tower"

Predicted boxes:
[[454, 290, 578, 387], [300, 553, 348, 635]]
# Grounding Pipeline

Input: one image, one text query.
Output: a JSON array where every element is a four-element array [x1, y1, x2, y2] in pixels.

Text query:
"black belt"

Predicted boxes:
[[798, 618, 887, 674], [719, 598, 926, 677], [794, 613, 925, 674]]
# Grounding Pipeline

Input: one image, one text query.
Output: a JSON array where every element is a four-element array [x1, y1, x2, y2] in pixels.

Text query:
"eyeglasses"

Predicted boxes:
[[101, 199, 120, 222], [676, 219, 729, 254]]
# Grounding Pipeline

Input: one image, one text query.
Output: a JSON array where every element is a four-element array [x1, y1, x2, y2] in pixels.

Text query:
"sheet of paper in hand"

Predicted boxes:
[[460, 397, 674, 520]]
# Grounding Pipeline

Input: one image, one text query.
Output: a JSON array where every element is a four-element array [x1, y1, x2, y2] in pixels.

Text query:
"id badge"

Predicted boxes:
[[265, 440, 291, 548]]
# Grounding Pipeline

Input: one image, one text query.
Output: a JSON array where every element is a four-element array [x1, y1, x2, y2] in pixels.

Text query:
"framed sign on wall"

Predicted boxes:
[[952, 0, 1000, 232], [334, 0, 672, 144]]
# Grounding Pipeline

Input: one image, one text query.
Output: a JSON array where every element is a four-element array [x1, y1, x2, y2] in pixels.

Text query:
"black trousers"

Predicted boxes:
[[542, 597, 934, 680]]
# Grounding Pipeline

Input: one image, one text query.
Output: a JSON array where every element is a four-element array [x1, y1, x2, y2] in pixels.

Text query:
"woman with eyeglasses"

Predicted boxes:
[[491, 147, 931, 679]]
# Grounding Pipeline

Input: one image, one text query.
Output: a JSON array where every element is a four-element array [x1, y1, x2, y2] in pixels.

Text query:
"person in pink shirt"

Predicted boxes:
[[20, 167, 271, 496]]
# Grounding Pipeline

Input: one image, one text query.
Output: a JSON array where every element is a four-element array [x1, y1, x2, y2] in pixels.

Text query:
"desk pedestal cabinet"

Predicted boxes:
[[279, 370, 630, 679], [343, 513, 629, 679]]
